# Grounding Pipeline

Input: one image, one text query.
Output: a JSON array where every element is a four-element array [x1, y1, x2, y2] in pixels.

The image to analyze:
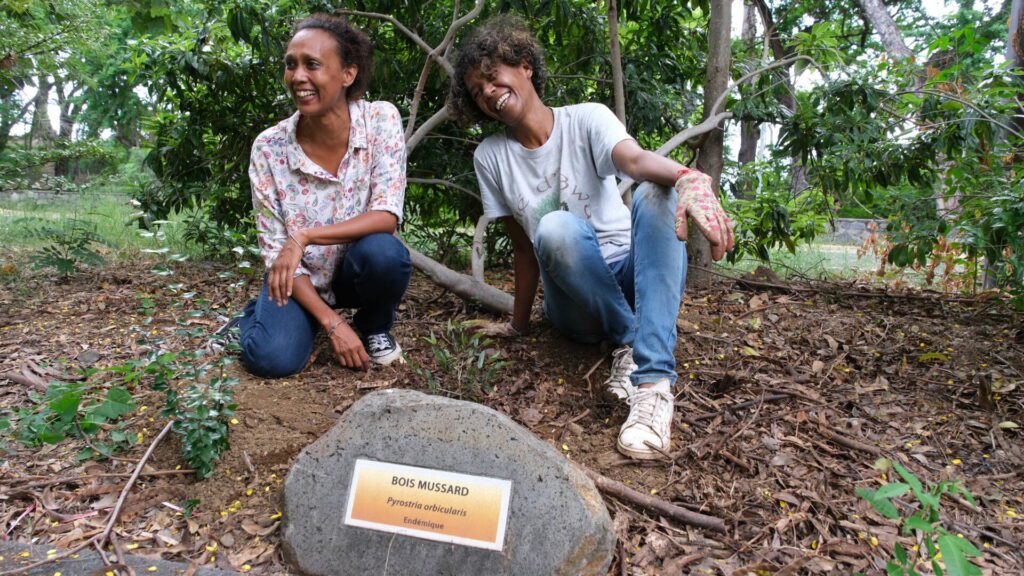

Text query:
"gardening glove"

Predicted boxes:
[[674, 167, 735, 261]]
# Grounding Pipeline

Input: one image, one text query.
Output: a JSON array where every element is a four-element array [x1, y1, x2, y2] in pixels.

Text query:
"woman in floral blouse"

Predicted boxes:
[[236, 14, 410, 377]]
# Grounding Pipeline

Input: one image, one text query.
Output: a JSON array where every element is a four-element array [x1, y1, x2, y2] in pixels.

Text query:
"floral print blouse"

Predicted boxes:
[[249, 99, 406, 305]]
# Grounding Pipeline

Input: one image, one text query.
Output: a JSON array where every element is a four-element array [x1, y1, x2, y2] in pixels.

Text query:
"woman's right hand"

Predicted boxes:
[[327, 318, 370, 371], [268, 236, 304, 306]]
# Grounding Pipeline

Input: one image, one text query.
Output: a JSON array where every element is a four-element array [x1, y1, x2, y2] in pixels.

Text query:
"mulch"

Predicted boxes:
[[1, 257, 1021, 575]]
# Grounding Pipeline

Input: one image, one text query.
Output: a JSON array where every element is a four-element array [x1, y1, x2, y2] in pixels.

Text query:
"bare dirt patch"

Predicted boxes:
[[2, 259, 1022, 574]]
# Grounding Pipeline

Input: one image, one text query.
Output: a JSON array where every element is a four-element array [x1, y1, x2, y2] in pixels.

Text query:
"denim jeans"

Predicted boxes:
[[533, 182, 686, 387], [238, 233, 411, 378]]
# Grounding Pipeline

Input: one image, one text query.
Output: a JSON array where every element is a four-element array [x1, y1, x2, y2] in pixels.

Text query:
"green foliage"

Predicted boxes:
[[106, 342, 239, 479], [6, 380, 136, 460], [28, 217, 106, 278], [412, 321, 508, 401], [0, 140, 113, 190], [856, 461, 981, 576], [174, 372, 238, 479], [777, 20, 1024, 302], [726, 161, 834, 262]]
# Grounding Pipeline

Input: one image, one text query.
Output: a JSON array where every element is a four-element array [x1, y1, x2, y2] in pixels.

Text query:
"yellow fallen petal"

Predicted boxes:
[[148, 567, 158, 572]]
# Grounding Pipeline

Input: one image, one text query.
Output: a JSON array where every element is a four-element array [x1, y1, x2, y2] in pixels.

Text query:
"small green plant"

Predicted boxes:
[[856, 460, 982, 576], [174, 372, 238, 479], [412, 321, 508, 401], [29, 218, 107, 278], [6, 381, 136, 460]]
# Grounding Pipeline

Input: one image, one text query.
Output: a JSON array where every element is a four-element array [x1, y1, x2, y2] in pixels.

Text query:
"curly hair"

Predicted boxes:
[[447, 14, 548, 125], [292, 14, 373, 100]]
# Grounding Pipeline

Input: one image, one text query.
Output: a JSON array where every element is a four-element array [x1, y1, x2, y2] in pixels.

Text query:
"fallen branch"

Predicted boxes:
[[583, 468, 727, 533], [407, 243, 513, 315], [819, 427, 882, 456], [685, 392, 794, 423], [6, 469, 195, 491], [0, 421, 175, 576], [2, 368, 48, 390]]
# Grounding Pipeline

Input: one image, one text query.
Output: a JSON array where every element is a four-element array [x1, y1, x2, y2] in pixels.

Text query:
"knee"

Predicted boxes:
[[348, 233, 412, 282], [240, 329, 310, 378], [534, 212, 587, 264], [633, 182, 675, 215]]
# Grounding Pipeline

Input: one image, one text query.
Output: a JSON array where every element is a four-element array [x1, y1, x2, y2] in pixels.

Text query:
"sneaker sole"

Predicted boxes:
[[615, 438, 670, 460], [370, 342, 403, 366]]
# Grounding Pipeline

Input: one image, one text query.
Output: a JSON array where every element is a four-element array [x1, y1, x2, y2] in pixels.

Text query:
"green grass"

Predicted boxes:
[[720, 242, 884, 281], [0, 187, 199, 260]]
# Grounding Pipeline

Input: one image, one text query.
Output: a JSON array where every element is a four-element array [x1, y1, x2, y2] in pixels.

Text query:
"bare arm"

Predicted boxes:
[[268, 211, 398, 305], [295, 210, 398, 246], [506, 217, 538, 334], [289, 276, 369, 371], [610, 139, 734, 260], [610, 139, 682, 186]]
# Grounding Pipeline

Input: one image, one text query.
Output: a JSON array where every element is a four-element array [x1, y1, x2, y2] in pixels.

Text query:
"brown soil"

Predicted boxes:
[[2, 259, 1022, 574]]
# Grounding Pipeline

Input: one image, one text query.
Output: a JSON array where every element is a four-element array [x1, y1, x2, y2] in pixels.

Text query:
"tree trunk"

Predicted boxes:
[[608, 0, 626, 125], [690, 0, 732, 288], [751, 0, 808, 194], [0, 94, 31, 155], [1009, 0, 1023, 134], [54, 80, 78, 178], [858, 0, 913, 60], [736, 1, 760, 199], [27, 75, 55, 151]]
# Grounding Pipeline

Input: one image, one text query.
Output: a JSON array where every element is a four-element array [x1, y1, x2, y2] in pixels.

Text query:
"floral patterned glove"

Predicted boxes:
[[674, 167, 734, 260]]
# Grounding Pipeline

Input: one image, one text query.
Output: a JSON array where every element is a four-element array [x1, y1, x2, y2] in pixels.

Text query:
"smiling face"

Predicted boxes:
[[463, 61, 539, 127], [284, 28, 357, 117]]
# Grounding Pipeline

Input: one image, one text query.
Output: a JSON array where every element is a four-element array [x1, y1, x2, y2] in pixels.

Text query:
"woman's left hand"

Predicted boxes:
[[268, 233, 305, 306]]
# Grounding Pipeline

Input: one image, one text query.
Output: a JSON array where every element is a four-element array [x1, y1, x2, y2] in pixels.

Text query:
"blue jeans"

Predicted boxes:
[[238, 233, 412, 378], [533, 182, 686, 387]]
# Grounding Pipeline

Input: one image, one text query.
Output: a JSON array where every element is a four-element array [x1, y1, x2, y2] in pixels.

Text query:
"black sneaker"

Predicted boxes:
[[364, 332, 402, 365]]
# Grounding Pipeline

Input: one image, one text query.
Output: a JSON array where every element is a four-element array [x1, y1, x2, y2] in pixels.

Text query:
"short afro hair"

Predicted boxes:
[[292, 14, 373, 100], [447, 14, 548, 125]]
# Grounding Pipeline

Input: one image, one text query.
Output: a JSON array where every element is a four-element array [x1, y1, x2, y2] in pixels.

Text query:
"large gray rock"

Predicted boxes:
[[282, 389, 614, 576]]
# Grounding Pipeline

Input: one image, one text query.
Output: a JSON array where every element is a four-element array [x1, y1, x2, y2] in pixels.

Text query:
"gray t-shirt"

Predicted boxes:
[[474, 103, 633, 262]]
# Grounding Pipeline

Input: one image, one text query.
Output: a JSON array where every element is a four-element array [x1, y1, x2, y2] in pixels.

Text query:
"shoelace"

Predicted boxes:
[[366, 333, 391, 353], [608, 347, 636, 379], [625, 388, 671, 428]]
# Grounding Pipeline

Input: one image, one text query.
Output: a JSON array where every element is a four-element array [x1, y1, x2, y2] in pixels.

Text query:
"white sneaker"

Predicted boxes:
[[604, 346, 638, 401], [616, 379, 673, 459]]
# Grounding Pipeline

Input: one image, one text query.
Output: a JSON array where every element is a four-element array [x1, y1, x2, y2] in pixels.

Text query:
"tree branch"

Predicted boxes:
[[618, 55, 821, 193], [407, 107, 451, 152], [892, 89, 1024, 140], [407, 242, 513, 315], [339, 9, 454, 76], [408, 177, 480, 200], [405, 58, 435, 141]]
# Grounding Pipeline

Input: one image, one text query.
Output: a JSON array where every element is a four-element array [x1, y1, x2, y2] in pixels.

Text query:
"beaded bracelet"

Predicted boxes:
[[326, 319, 344, 338]]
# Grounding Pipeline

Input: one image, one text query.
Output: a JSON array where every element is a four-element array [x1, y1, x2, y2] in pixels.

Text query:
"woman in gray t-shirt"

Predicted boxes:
[[448, 14, 734, 460]]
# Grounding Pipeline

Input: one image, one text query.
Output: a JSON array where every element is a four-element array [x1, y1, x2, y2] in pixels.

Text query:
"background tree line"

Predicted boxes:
[[1, 0, 1022, 306]]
